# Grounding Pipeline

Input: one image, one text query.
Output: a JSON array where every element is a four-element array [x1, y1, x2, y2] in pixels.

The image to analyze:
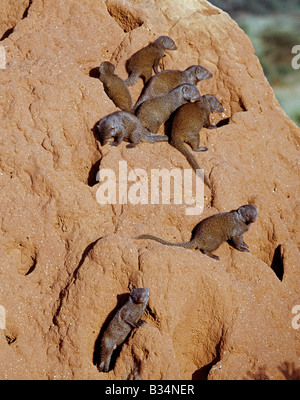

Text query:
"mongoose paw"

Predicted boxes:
[[202, 250, 220, 261], [126, 143, 137, 149], [236, 246, 250, 252], [194, 146, 208, 152], [136, 319, 146, 328], [241, 247, 250, 252], [98, 362, 107, 372], [109, 141, 119, 146], [207, 124, 217, 129]]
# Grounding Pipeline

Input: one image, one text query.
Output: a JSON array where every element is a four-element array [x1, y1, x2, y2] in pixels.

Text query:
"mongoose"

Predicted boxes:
[[98, 288, 149, 372], [169, 94, 224, 188], [135, 205, 257, 260], [97, 111, 168, 148], [135, 83, 201, 134], [125, 36, 178, 86], [99, 61, 133, 113], [134, 65, 213, 110]]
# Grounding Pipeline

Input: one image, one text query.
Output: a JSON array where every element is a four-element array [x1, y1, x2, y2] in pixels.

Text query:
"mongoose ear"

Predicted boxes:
[[237, 207, 245, 221], [196, 66, 202, 76], [182, 85, 188, 94]]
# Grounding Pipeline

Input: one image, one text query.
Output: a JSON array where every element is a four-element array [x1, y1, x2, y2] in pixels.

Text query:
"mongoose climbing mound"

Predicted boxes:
[[99, 61, 133, 113], [98, 288, 149, 372]]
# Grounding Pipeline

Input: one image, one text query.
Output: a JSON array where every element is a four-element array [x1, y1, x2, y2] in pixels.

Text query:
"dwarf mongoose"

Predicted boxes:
[[134, 65, 213, 110], [97, 111, 168, 148], [99, 61, 133, 113], [98, 288, 149, 372], [136, 205, 257, 260], [125, 36, 178, 86], [135, 83, 201, 134], [169, 94, 224, 188]]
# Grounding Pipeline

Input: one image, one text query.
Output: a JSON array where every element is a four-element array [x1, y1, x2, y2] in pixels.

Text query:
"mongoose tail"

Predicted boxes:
[[135, 234, 197, 249], [125, 73, 139, 87], [145, 132, 169, 142], [170, 138, 211, 188], [135, 205, 257, 261]]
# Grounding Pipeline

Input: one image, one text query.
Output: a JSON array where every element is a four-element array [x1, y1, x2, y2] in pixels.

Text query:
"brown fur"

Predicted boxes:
[[135, 83, 201, 134], [98, 288, 149, 372], [136, 205, 257, 260], [125, 36, 178, 86], [99, 61, 133, 113], [169, 94, 224, 188], [134, 65, 212, 110]]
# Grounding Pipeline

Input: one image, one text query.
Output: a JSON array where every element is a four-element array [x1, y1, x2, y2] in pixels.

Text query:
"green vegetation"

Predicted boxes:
[[209, 0, 300, 126], [209, 0, 300, 17]]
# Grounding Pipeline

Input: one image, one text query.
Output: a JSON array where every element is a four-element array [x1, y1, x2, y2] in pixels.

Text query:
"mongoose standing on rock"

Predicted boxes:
[[134, 65, 213, 110], [135, 83, 201, 134], [98, 288, 149, 372], [125, 36, 178, 86], [135, 205, 257, 260], [99, 61, 133, 113], [169, 94, 224, 188], [97, 111, 168, 148]]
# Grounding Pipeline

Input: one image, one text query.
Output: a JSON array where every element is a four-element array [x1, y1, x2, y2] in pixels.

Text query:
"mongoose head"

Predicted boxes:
[[237, 205, 257, 225], [130, 288, 150, 305], [203, 94, 224, 113], [186, 65, 213, 82], [153, 36, 178, 50], [97, 115, 117, 145], [99, 61, 115, 81], [181, 83, 201, 102]]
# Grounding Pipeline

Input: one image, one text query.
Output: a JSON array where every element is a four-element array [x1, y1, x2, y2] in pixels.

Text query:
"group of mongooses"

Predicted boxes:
[[96, 35, 225, 188], [95, 36, 258, 372]]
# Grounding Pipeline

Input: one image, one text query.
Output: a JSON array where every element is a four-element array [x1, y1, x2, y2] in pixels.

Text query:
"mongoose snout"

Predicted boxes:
[[130, 288, 150, 304]]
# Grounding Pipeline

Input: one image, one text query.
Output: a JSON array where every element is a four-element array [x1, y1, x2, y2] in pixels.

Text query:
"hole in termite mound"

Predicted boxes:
[[270, 244, 284, 281]]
